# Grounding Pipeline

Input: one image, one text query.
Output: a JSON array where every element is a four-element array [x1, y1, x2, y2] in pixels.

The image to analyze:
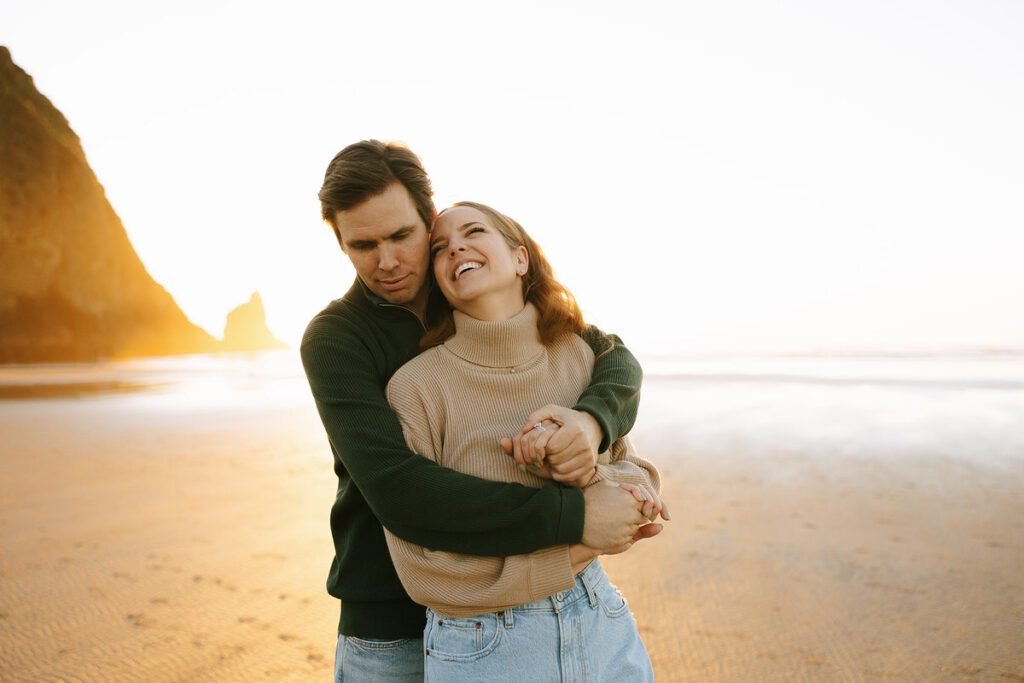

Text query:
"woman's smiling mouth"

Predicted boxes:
[[453, 261, 483, 280]]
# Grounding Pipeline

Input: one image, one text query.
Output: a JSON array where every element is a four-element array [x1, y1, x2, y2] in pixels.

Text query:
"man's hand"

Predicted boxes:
[[500, 405, 602, 484], [581, 480, 655, 552]]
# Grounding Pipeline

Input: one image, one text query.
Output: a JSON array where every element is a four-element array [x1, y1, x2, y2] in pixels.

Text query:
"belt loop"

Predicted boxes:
[[502, 609, 514, 629], [580, 564, 599, 609]]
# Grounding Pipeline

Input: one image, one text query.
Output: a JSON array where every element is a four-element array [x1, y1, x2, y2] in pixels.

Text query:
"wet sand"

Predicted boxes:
[[1, 378, 1022, 681]]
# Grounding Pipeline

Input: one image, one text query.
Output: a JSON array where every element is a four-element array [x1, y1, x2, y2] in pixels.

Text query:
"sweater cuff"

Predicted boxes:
[[555, 486, 585, 545], [528, 546, 576, 601], [573, 396, 615, 453], [584, 464, 611, 488]]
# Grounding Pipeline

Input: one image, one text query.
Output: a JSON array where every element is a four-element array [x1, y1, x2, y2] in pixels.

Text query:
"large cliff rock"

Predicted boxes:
[[222, 292, 287, 352], [0, 46, 219, 363]]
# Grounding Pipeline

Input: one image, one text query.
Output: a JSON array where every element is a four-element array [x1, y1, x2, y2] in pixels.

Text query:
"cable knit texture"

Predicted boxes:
[[385, 303, 660, 617]]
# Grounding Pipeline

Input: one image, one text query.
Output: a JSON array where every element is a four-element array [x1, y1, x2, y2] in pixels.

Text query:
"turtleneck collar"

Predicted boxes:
[[443, 303, 544, 368]]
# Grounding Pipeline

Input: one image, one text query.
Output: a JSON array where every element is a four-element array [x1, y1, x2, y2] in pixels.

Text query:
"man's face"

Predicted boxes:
[[333, 182, 431, 312]]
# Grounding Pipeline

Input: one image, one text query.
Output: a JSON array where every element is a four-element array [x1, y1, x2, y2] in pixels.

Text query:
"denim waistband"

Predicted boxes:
[[509, 560, 606, 614]]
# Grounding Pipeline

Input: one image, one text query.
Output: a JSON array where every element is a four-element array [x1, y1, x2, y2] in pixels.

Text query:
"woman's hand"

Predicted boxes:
[[617, 482, 670, 523], [500, 406, 602, 483]]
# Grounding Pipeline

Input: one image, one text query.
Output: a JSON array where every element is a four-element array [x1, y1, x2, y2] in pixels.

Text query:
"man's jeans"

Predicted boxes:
[[333, 633, 423, 682], [422, 560, 654, 682]]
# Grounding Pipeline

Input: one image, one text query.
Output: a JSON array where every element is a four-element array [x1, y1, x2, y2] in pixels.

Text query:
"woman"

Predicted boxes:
[[384, 201, 662, 681]]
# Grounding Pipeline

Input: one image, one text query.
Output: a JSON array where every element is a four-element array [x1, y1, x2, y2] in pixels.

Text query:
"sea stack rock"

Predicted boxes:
[[0, 46, 218, 363], [221, 292, 287, 352]]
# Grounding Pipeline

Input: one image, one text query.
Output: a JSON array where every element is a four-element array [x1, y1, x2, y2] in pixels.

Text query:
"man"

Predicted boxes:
[[301, 140, 658, 681]]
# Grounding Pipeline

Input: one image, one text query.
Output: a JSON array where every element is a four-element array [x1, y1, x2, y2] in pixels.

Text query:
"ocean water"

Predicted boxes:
[[2, 349, 1022, 467]]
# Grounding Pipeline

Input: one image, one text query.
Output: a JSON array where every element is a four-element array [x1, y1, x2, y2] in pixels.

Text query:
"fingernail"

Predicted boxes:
[[663, 511, 672, 521], [647, 512, 655, 522], [517, 464, 527, 473]]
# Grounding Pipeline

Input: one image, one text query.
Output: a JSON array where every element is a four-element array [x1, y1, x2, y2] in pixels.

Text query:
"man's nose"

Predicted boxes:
[[378, 244, 400, 271]]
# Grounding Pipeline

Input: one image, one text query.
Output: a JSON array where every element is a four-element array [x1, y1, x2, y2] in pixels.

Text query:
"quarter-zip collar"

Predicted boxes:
[[351, 277, 444, 330]]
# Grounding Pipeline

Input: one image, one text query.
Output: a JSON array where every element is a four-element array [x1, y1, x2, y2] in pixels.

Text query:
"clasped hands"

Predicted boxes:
[[500, 404, 670, 564]]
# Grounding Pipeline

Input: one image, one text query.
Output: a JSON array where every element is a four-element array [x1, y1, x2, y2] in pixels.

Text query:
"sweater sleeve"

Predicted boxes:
[[384, 371, 577, 616], [575, 325, 643, 453], [586, 435, 661, 492], [301, 328, 584, 556]]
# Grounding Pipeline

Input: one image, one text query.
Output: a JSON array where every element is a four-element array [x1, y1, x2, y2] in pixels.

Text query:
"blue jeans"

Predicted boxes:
[[423, 561, 654, 682], [333, 634, 423, 682]]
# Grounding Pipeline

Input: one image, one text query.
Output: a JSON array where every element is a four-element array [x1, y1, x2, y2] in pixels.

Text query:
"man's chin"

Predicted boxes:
[[372, 285, 416, 307]]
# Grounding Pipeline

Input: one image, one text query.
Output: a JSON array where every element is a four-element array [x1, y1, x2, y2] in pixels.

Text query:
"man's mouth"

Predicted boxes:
[[378, 274, 409, 290], [454, 262, 483, 281]]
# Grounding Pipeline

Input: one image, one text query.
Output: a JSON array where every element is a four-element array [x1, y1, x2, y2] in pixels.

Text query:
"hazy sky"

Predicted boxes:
[[3, 1, 1022, 353]]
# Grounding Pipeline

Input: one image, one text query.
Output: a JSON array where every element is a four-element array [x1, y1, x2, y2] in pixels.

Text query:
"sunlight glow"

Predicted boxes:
[[3, 0, 1022, 354]]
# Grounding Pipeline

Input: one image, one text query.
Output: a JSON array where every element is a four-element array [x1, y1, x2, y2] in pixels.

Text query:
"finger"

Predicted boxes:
[[551, 451, 589, 474], [633, 523, 664, 542], [532, 425, 557, 463], [512, 435, 527, 471], [618, 483, 647, 504], [544, 422, 582, 456], [551, 465, 594, 483], [526, 425, 547, 467], [640, 485, 660, 521], [499, 437, 513, 456], [519, 429, 538, 465], [660, 499, 672, 521], [521, 405, 569, 434]]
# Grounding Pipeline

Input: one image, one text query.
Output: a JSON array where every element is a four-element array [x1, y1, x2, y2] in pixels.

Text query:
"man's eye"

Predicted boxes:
[[430, 245, 446, 257]]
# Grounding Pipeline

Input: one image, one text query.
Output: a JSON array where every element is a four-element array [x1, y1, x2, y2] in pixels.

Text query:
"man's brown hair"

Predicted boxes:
[[318, 140, 435, 241]]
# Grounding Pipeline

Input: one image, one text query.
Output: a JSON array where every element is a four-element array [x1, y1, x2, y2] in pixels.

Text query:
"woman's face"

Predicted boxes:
[[429, 206, 529, 321]]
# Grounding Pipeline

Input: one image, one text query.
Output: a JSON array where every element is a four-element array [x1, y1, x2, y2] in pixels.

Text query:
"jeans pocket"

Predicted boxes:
[[345, 636, 416, 652], [424, 611, 502, 662], [594, 580, 630, 618]]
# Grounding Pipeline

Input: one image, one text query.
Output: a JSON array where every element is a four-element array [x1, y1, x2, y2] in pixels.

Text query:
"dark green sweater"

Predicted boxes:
[[300, 279, 643, 638]]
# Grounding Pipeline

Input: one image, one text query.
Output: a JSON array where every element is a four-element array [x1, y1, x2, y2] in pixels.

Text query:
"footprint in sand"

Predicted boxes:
[[125, 613, 146, 627], [150, 597, 169, 605], [278, 633, 299, 642]]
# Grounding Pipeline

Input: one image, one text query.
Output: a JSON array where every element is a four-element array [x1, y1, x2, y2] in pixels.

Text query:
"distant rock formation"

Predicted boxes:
[[0, 46, 222, 363], [222, 292, 287, 352]]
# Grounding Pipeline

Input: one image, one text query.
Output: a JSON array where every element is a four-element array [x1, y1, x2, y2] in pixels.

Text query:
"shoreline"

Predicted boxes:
[[1, 379, 1022, 680]]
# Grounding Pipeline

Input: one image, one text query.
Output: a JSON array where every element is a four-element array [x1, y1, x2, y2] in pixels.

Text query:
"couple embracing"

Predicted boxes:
[[302, 140, 668, 682]]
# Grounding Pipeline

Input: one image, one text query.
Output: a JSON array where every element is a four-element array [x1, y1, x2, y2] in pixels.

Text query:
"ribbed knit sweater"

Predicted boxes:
[[301, 279, 645, 638], [384, 303, 660, 618]]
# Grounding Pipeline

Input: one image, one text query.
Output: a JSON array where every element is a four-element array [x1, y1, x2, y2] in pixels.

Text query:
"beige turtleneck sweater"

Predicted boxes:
[[384, 303, 660, 618]]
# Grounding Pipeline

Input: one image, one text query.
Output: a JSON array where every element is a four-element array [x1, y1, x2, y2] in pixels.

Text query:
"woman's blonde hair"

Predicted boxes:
[[420, 201, 585, 349]]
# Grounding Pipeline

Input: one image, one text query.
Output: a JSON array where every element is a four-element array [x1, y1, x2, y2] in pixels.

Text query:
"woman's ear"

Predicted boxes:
[[514, 245, 529, 275]]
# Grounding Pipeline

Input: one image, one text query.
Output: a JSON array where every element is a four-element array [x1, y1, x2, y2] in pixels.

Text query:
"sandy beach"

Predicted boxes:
[[1, 353, 1022, 681]]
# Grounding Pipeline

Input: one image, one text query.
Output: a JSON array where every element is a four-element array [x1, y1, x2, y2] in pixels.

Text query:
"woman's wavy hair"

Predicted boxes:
[[420, 201, 586, 349]]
